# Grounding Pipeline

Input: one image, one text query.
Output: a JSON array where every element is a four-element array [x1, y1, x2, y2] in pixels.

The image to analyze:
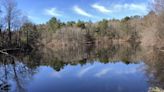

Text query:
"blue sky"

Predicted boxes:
[[15, 0, 153, 24]]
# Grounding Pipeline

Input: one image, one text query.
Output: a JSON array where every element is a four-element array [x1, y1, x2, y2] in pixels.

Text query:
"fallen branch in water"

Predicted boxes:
[[1, 48, 20, 52], [0, 50, 18, 60], [0, 50, 8, 55], [0, 48, 21, 55]]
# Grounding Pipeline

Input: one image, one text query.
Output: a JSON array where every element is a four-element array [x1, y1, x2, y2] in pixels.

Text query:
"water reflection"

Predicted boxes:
[[0, 43, 163, 92], [144, 50, 164, 89], [0, 54, 37, 92], [27, 62, 147, 92]]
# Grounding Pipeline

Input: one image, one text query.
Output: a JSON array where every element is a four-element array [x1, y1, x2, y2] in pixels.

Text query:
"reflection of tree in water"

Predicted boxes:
[[1, 42, 163, 91], [0, 42, 143, 92], [31, 42, 142, 71], [83, 44, 95, 59], [94, 42, 142, 64], [121, 42, 141, 64], [46, 57, 66, 72], [0, 54, 37, 92], [34, 43, 163, 90], [95, 43, 121, 63], [145, 50, 164, 89]]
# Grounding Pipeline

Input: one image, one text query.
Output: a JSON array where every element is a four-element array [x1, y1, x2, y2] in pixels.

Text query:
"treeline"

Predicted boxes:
[[36, 12, 154, 48], [37, 15, 144, 47], [0, 0, 163, 51]]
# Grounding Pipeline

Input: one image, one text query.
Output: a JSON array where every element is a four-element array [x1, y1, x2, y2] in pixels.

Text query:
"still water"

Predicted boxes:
[[27, 62, 148, 92], [0, 43, 163, 92]]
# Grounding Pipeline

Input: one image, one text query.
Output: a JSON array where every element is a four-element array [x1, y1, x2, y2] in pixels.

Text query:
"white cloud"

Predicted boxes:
[[92, 3, 111, 13], [73, 5, 93, 17], [113, 3, 147, 12], [44, 8, 62, 17]]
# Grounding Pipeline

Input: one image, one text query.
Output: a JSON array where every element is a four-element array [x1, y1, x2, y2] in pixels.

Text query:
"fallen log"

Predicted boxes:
[[0, 48, 21, 55], [1, 48, 21, 52], [0, 50, 18, 59], [0, 50, 8, 55]]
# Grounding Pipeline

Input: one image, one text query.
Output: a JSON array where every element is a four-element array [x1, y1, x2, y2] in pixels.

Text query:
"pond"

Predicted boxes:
[[0, 43, 163, 92]]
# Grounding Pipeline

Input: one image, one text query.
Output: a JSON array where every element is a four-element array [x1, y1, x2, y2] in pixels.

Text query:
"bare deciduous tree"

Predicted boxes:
[[0, 2, 2, 33], [154, 0, 164, 48], [154, 0, 164, 12], [3, 0, 20, 43]]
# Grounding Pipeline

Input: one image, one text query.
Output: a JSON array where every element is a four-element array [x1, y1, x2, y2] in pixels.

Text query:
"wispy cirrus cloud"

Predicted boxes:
[[112, 3, 148, 12], [73, 5, 93, 17], [92, 3, 111, 14], [90, 2, 148, 17], [44, 8, 63, 17]]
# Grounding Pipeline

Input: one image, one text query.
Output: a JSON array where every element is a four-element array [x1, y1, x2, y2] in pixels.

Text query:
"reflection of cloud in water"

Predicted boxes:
[[51, 72, 61, 78], [95, 68, 112, 77], [78, 66, 94, 77], [115, 66, 142, 75], [111, 63, 144, 75], [115, 69, 138, 74]]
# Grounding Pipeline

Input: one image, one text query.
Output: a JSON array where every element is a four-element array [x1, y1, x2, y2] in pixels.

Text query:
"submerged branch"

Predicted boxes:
[[0, 48, 21, 56], [0, 50, 8, 55]]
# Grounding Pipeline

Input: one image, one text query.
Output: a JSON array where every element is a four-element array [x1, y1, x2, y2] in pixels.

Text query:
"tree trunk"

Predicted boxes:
[[8, 20, 11, 44]]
